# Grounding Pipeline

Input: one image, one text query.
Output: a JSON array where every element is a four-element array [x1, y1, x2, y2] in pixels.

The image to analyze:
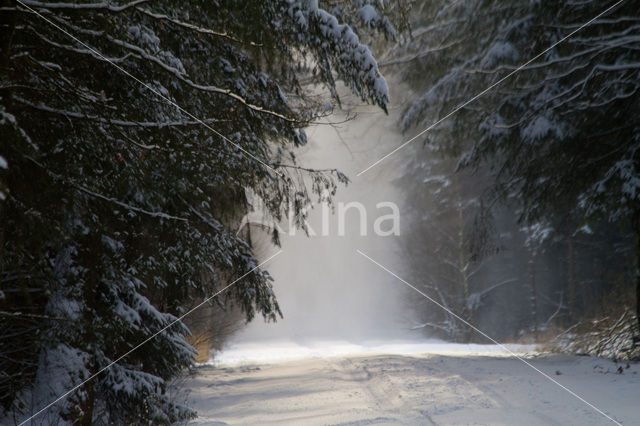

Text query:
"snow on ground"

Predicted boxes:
[[210, 340, 535, 365], [180, 85, 640, 425], [183, 342, 640, 425]]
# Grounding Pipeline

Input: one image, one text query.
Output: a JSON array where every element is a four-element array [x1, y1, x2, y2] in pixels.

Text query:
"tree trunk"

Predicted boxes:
[[568, 235, 575, 319], [633, 208, 640, 331], [636, 246, 640, 332], [80, 379, 95, 426], [528, 249, 538, 340], [0, 1, 17, 71], [455, 179, 473, 342]]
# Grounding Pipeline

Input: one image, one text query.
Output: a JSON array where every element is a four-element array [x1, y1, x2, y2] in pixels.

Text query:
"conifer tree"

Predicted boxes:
[[0, 0, 403, 422]]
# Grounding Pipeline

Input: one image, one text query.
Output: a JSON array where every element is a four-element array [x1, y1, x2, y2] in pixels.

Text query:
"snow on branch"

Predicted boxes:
[[14, 96, 223, 128], [284, 1, 390, 112], [22, 25, 133, 63], [20, 0, 149, 12], [104, 34, 302, 123], [77, 185, 189, 222], [135, 7, 260, 46]]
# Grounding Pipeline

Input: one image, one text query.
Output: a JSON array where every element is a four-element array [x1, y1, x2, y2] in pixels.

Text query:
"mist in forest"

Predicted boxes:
[[230, 83, 419, 346]]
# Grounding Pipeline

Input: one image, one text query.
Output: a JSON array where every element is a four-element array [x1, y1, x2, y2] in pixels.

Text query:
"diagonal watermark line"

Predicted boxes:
[[16, 0, 283, 178], [355, 249, 622, 426], [19, 250, 284, 426], [357, 0, 626, 176]]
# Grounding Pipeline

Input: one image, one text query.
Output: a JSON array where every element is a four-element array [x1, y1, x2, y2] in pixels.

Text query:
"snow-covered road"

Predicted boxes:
[[183, 343, 639, 425]]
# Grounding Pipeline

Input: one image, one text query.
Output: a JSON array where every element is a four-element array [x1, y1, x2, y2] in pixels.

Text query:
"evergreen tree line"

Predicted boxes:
[[390, 0, 640, 355]]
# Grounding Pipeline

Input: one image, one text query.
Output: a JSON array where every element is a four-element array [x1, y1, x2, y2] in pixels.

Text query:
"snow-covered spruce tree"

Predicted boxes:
[[0, 1, 401, 423], [392, 0, 639, 338], [453, 0, 640, 327], [390, 0, 541, 341]]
